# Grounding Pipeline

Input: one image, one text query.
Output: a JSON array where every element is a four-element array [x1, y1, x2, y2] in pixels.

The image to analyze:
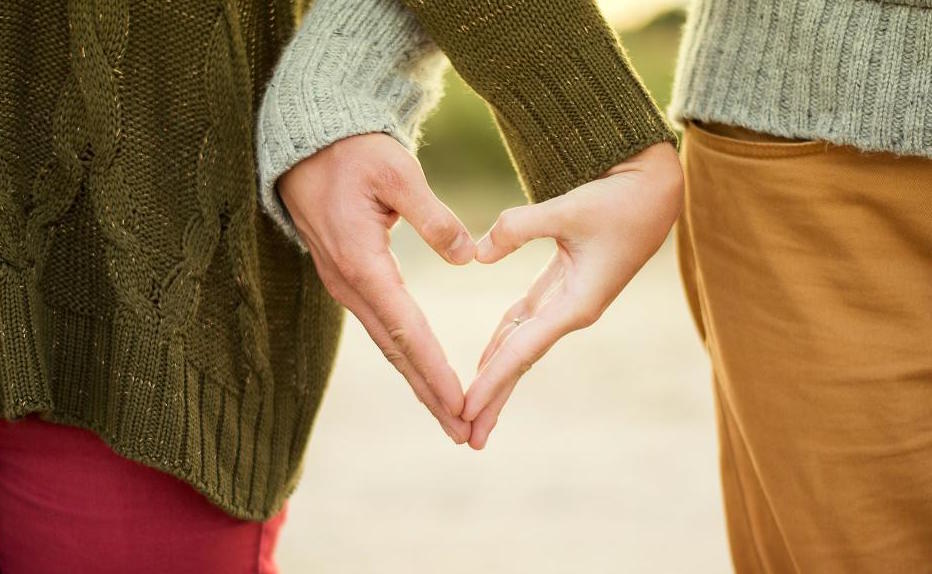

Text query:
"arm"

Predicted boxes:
[[401, 0, 683, 449], [256, 0, 448, 247], [258, 0, 682, 449], [256, 0, 474, 444], [401, 0, 677, 202], [465, 144, 683, 449]]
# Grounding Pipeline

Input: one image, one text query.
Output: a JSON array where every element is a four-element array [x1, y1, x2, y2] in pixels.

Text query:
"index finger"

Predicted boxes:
[[463, 303, 575, 422], [352, 252, 466, 418], [343, 289, 471, 443]]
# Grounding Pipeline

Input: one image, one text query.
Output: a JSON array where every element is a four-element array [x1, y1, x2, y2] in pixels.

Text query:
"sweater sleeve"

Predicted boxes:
[[255, 0, 448, 247], [401, 0, 677, 203]]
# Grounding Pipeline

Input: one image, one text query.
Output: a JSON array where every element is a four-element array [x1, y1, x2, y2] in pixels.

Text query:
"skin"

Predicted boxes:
[[465, 142, 684, 449], [279, 133, 476, 444], [279, 133, 683, 450]]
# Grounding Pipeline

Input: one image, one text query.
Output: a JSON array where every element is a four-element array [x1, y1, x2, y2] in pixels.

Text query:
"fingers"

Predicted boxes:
[[358, 300, 471, 444], [335, 276, 471, 444], [468, 385, 513, 450], [477, 254, 566, 372], [351, 254, 467, 420], [281, 135, 478, 445], [475, 199, 567, 264], [378, 161, 475, 265], [464, 306, 576, 449], [476, 298, 528, 372], [305, 236, 469, 442], [463, 305, 573, 423]]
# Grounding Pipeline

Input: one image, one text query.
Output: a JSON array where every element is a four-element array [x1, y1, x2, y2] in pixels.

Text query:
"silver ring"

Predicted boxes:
[[512, 317, 523, 327]]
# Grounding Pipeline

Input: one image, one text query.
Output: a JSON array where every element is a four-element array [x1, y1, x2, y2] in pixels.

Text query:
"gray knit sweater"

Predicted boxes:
[[259, 0, 931, 248], [670, 0, 932, 158], [256, 0, 445, 247]]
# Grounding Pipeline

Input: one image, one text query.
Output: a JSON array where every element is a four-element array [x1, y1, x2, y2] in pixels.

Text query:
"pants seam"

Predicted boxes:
[[714, 385, 772, 574]]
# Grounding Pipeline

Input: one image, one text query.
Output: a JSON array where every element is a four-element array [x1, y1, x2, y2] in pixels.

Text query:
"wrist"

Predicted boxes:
[[255, 0, 447, 249], [402, 0, 677, 204]]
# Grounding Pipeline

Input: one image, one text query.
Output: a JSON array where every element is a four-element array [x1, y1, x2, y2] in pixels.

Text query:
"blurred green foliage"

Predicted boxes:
[[417, 10, 685, 231]]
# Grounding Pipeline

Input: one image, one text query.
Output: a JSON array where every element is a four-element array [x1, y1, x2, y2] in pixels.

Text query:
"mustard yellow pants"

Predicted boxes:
[[678, 122, 932, 573]]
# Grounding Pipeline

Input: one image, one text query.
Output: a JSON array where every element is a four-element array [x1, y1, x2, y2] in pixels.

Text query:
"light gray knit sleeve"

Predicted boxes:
[[255, 0, 448, 247]]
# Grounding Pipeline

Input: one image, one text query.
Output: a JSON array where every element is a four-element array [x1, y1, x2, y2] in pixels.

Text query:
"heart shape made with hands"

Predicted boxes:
[[277, 133, 683, 451]]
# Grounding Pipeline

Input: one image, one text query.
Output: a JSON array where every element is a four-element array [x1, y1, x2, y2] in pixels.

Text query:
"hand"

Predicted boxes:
[[463, 142, 684, 449], [278, 133, 476, 444]]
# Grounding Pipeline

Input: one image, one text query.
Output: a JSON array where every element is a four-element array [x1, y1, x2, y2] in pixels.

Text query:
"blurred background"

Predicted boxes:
[[278, 2, 731, 572]]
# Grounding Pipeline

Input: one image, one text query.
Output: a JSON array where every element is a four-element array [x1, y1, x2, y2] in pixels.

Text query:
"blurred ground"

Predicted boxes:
[[276, 10, 730, 573], [276, 229, 729, 573]]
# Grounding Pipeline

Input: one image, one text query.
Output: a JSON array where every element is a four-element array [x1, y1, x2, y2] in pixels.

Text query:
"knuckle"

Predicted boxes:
[[373, 163, 404, 191], [334, 262, 360, 286], [575, 305, 604, 329], [333, 255, 367, 286], [421, 213, 458, 246], [388, 327, 412, 356], [366, 157, 414, 195], [502, 344, 534, 374], [492, 209, 519, 244], [380, 345, 405, 367]]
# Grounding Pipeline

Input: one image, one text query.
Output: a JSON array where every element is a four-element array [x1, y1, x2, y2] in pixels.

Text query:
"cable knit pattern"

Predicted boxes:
[[1, 0, 672, 520], [670, 0, 932, 157], [0, 0, 328, 520], [256, 0, 447, 247], [0, 158, 21, 269]]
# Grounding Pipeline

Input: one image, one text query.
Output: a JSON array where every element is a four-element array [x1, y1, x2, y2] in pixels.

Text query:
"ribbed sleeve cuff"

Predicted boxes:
[[256, 0, 448, 247], [403, 0, 677, 203]]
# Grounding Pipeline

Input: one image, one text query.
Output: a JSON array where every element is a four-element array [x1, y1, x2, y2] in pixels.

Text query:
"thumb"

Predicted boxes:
[[390, 169, 475, 265], [476, 198, 568, 264]]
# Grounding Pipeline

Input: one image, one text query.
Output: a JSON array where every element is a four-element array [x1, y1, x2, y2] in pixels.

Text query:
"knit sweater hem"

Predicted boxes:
[[669, 0, 932, 158], [37, 413, 296, 521], [0, 265, 319, 521]]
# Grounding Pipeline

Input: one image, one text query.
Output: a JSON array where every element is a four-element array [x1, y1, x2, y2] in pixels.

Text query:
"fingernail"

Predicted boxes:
[[476, 236, 492, 260], [446, 231, 473, 263]]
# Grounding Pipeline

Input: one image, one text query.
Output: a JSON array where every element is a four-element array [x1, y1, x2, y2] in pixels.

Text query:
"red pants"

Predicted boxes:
[[0, 415, 286, 574]]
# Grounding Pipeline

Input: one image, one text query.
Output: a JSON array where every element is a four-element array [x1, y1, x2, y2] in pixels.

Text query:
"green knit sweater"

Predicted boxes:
[[0, 0, 673, 519]]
